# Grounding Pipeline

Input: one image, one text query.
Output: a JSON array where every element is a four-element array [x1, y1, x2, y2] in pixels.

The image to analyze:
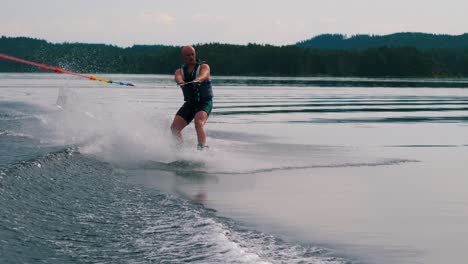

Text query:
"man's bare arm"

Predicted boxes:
[[174, 69, 184, 85], [195, 64, 211, 82]]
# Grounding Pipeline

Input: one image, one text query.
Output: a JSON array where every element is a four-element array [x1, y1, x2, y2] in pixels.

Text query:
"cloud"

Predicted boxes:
[[138, 12, 176, 26]]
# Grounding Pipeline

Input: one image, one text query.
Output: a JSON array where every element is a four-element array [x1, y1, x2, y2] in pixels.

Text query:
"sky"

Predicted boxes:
[[1, 0, 467, 47]]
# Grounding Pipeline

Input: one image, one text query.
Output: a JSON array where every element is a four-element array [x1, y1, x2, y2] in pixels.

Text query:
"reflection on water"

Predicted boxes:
[[213, 76, 468, 88]]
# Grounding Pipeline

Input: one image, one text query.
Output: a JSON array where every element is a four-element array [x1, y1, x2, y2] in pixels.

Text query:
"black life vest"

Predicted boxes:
[[181, 61, 213, 103]]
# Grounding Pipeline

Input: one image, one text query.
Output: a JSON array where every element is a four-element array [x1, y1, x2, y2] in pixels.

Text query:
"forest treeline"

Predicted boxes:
[[297, 32, 468, 49], [1, 34, 468, 77]]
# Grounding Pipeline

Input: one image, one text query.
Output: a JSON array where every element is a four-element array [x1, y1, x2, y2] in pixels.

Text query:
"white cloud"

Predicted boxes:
[[138, 12, 176, 26]]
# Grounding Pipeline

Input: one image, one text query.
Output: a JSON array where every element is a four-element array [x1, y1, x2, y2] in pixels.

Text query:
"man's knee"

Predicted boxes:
[[194, 118, 205, 129], [171, 116, 188, 133], [171, 122, 182, 135]]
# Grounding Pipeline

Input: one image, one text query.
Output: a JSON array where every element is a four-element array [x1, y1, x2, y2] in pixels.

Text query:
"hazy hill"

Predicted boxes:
[[297, 32, 468, 49]]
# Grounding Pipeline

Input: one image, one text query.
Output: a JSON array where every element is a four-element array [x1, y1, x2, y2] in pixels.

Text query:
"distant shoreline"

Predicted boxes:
[[1, 34, 468, 78]]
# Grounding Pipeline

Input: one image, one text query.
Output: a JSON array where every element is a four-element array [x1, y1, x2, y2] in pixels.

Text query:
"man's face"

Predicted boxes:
[[182, 48, 196, 65]]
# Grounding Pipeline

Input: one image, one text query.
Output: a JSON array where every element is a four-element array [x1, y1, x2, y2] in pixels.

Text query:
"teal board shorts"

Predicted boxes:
[[176, 100, 213, 124]]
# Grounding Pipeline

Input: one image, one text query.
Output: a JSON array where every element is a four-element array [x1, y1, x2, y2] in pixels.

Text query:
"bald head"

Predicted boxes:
[[181, 45, 197, 65], [182, 45, 195, 55]]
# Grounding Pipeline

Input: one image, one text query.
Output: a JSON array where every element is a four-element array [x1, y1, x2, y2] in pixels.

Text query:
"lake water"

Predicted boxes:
[[1, 73, 467, 264]]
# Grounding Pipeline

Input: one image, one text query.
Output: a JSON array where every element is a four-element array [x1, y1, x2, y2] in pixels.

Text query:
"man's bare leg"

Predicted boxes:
[[170, 115, 188, 145], [194, 111, 209, 147]]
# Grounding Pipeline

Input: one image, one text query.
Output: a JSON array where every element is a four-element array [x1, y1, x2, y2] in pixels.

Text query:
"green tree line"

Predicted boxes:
[[297, 32, 468, 49], [1, 35, 468, 77]]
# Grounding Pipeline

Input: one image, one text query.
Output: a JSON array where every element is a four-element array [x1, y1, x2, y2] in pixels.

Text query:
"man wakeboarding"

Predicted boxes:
[[171, 46, 213, 150]]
